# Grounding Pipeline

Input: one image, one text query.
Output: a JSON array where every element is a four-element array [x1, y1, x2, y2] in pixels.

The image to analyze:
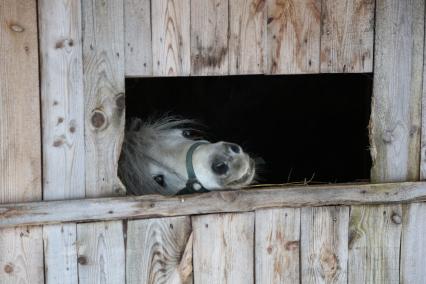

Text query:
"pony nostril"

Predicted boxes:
[[212, 161, 229, 175], [227, 143, 241, 154]]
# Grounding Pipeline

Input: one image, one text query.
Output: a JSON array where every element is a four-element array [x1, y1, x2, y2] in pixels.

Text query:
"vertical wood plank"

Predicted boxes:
[[124, 0, 152, 76], [38, 1, 85, 282], [255, 208, 300, 284], [126, 217, 192, 284], [80, 1, 126, 283], [152, 0, 190, 76], [77, 221, 125, 284], [267, 0, 321, 74], [192, 213, 254, 284], [320, 0, 374, 73], [229, 0, 266, 75], [348, 205, 402, 283], [0, 227, 44, 284], [301, 206, 349, 284], [43, 224, 78, 284], [190, 0, 229, 75], [0, 0, 43, 283], [360, 1, 424, 282], [401, 7, 426, 282], [370, 0, 424, 182], [82, 0, 126, 197]]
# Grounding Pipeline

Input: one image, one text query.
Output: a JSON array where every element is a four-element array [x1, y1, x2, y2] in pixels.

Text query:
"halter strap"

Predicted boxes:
[[176, 141, 210, 195]]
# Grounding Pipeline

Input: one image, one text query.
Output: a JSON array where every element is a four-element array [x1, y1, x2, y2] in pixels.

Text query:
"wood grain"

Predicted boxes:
[[126, 217, 192, 284], [190, 0, 229, 75], [348, 205, 402, 283], [255, 208, 300, 283], [43, 224, 78, 284], [77, 221, 125, 284], [192, 213, 254, 283], [320, 0, 374, 73], [229, 0, 266, 74], [124, 0, 152, 76], [267, 0, 321, 74], [152, 0, 190, 76], [82, 0, 126, 197], [301, 206, 349, 283], [0, 227, 44, 284], [38, 1, 84, 282], [370, 0, 424, 182], [0, 0, 43, 283], [2, 182, 426, 228]]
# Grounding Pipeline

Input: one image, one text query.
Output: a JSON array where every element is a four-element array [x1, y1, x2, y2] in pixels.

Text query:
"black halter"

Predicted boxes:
[[176, 142, 211, 195]]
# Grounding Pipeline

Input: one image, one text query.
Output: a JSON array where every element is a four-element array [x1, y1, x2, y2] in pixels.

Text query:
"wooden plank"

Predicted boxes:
[[192, 213, 254, 283], [320, 0, 374, 73], [355, 1, 424, 283], [267, 0, 321, 74], [38, 1, 85, 282], [301, 206, 349, 283], [401, 10, 426, 281], [3, 182, 426, 228], [43, 224, 78, 284], [190, 0, 229, 75], [400, 204, 426, 283], [348, 205, 402, 283], [77, 221, 125, 284], [124, 0, 152, 76], [255, 208, 300, 283], [152, 0, 190, 76], [229, 0, 266, 74], [0, 0, 43, 283], [126, 217, 192, 284], [82, 0, 126, 197], [370, 0, 424, 182], [0, 227, 44, 284]]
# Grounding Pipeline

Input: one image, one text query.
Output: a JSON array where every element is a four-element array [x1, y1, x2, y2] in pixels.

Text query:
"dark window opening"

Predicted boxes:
[[125, 74, 372, 184]]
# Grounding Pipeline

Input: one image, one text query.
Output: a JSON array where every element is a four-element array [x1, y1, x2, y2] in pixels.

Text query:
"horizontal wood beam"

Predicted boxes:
[[1, 182, 426, 228]]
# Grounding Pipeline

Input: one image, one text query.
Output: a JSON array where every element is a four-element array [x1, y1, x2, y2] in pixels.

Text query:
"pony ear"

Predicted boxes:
[[128, 118, 143, 131]]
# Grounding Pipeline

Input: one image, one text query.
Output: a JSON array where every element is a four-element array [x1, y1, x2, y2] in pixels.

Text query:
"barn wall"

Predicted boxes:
[[0, 0, 425, 283]]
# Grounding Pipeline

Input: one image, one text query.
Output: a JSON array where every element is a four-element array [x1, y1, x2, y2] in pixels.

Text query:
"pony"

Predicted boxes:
[[118, 117, 256, 195]]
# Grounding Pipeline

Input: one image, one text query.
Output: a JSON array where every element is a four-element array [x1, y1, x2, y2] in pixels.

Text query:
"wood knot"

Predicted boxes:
[[219, 191, 239, 202], [267, 245, 273, 254], [391, 212, 401, 224], [90, 110, 107, 129], [115, 93, 125, 109], [285, 240, 299, 251], [78, 256, 88, 265], [320, 249, 338, 277], [4, 263, 14, 274], [10, 24, 24, 32]]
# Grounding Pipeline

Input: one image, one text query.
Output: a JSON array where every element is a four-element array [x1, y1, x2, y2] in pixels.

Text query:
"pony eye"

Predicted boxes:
[[153, 175, 165, 187], [182, 130, 193, 138]]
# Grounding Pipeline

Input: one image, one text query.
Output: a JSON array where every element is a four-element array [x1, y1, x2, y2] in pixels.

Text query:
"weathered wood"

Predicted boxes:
[[0, 0, 43, 283], [77, 221, 125, 284], [38, 1, 84, 282], [124, 0, 152, 76], [192, 213, 254, 283], [370, 0, 424, 182], [320, 0, 374, 73], [42, 224, 78, 284], [0, 227, 44, 284], [152, 0, 190, 76], [126, 217, 192, 284], [267, 0, 321, 74], [255, 208, 300, 283], [190, 0, 229, 75], [2, 182, 426, 228], [229, 0, 266, 74], [301, 206, 349, 283], [348, 205, 402, 283], [82, 0, 125, 197]]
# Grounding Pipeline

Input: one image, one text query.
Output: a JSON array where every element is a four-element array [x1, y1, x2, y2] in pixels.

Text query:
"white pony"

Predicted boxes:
[[118, 117, 255, 195]]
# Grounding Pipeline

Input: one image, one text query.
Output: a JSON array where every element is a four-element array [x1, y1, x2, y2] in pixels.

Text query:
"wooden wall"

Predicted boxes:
[[0, 0, 425, 283]]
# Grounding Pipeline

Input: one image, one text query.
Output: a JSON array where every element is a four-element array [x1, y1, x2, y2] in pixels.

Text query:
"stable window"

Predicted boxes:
[[125, 74, 372, 185]]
